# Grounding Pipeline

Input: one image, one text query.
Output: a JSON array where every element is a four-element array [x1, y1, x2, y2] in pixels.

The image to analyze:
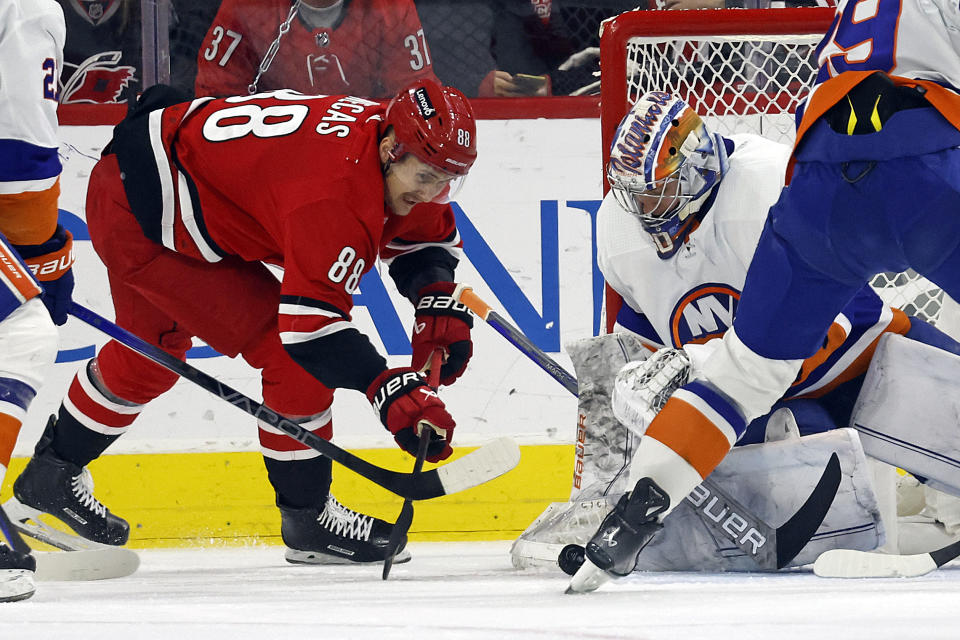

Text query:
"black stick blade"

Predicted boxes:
[[776, 452, 841, 569]]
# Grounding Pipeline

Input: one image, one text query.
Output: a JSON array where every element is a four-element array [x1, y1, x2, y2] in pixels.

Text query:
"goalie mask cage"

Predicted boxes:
[[598, 7, 960, 336]]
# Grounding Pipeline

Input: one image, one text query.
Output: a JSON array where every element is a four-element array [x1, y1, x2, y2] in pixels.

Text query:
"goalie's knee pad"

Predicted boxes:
[[852, 334, 960, 497]]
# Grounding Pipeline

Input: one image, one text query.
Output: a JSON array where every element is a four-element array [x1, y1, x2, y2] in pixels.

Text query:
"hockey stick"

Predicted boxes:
[[453, 287, 841, 572], [382, 350, 442, 580], [68, 302, 520, 501], [453, 285, 579, 396], [813, 536, 960, 578], [0, 501, 138, 582]]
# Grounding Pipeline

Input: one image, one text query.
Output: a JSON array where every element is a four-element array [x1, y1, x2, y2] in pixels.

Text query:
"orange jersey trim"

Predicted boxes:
[[797, 308, 912, 400], [0, 412, 23, 467], [646, 396, 733, 479], [0, 178, 61, 245], [788, 75, 960, 181]]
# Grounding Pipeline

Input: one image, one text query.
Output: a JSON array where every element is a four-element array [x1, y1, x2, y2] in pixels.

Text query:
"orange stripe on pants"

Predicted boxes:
[[645, 396, 733, 479], [0, 412, 24, 467]]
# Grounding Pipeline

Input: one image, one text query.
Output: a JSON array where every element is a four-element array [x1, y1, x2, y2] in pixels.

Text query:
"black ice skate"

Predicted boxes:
[[567, 477, 669, 594], [281, 494, 412, 565], [12, 417, 129, 546], [0, 541, 36, 602]]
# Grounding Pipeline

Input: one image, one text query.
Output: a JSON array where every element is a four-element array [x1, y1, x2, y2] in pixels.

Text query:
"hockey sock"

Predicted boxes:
[[265, 455, 333, 509], [50, 361, 143, 467]]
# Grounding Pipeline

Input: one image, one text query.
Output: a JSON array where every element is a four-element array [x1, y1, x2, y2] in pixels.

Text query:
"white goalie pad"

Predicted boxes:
[[513, 428, 883, 572], [566, 332, 651, 500], [851, 334, 960, 497]]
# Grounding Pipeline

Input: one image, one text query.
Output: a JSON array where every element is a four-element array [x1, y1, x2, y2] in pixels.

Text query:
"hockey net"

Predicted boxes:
[[598, 7, 960, 334]]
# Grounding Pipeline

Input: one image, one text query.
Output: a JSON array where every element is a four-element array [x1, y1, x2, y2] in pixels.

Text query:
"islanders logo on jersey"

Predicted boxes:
[[669, 283, 740, 346]]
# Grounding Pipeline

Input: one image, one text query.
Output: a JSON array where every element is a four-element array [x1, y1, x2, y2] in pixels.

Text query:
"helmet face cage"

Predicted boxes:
[[386, 79, 477, 203], [607, 92, 725, 243]]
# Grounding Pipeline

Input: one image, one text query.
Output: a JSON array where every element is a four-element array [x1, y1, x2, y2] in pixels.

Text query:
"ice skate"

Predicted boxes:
[[566, 477, 669, 594], [0, 542, 35, 603], [281, 494, 412, 565], [12, 417, 129, 546]]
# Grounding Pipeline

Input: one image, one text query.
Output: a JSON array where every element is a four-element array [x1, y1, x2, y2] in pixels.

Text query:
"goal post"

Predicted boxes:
[[597, 7, 957, 335]]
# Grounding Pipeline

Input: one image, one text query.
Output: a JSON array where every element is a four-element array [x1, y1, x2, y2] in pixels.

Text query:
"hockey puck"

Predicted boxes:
[[558, 544, 586, 576]]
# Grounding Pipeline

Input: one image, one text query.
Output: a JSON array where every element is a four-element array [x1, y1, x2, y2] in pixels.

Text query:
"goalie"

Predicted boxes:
[[513, 91, 960, 586]]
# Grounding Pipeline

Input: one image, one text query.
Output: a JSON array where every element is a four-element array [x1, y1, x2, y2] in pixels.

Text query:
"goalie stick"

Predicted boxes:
[[1, 501, 138, 582], [453, 286, 841, 579], [68, 302, 520, 501], [382, 350, 442, 580], [813, 536, 960, 578]]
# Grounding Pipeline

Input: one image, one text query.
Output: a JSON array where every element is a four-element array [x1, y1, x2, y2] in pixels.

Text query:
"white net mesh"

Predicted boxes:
[[622, 31, 955, 326]]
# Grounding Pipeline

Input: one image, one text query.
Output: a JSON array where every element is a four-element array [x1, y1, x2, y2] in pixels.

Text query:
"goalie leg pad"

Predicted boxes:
[[634, 428, 882, 571], [512, 429, 882, 573], [851, 334, 960, 496], [565, 332, 651, 500]]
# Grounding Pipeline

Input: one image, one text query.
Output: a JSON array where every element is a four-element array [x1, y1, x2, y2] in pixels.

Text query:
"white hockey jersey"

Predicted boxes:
[[598, 132, 911, 400], [598, 133, 789, 349], [0, 0, 65, 244], [799, 0, 960, 149]]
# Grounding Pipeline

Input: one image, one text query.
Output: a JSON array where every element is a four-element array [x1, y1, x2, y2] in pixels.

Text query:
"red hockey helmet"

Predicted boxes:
[[385, 78, 477, 178]]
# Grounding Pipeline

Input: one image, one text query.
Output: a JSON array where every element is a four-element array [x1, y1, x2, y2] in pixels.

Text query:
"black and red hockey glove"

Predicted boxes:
[[411, 282, 474, 386], [366, 367, 455, 462]]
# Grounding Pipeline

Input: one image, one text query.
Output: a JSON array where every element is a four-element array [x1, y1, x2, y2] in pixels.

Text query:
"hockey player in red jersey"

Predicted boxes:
[[195, 0, 439, 99], [8, 78, 478, 565]]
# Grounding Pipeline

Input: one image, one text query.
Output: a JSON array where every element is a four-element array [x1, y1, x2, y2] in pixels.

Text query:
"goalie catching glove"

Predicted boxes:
[[411, 282, 474, 386], [367, 368, 455, 462], [612, 347, 693, 434]]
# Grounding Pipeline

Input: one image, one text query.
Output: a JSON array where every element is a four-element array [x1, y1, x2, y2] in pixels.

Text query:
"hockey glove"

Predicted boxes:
[[411, 282, 474, 386], [15, 225, 75, 326], [366, 367, 456, 462]]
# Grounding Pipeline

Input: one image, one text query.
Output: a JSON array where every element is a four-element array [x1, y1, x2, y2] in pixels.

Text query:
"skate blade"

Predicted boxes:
[[0, 569, 36, 602], [2, 496, 115, 551], [565, 558, 612, 594], [285, 547, 412, 566], [3, 497, 140, 582]]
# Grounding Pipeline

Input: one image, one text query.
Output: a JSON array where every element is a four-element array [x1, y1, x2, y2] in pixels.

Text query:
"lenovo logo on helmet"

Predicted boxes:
[[414, 88, 436, 119]]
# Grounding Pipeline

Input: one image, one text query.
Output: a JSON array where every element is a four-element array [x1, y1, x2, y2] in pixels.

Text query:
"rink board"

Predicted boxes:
[[0, 444, 572, 547]]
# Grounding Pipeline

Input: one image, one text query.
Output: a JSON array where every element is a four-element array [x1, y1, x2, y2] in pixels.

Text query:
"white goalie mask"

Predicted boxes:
[[607, 92, 729, 258]]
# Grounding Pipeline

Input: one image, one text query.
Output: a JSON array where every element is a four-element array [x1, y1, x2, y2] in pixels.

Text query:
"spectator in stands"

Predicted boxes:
[[169, 0, 223, 98], [194, 0, 440, 99], [55, 0, 140, 104], [417, 0, 636, 97]]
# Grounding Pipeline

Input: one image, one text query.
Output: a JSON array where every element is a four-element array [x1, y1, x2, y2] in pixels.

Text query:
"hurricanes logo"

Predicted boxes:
[[669, 283, 740, 347]]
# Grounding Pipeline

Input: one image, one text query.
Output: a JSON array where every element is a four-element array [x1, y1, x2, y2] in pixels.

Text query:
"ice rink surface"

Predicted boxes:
[[2, 541, 958, 639]]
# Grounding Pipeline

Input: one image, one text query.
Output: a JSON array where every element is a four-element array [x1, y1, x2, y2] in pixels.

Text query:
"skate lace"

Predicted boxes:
[[317, 496, 374, 542], [71, 468, 107, 518]]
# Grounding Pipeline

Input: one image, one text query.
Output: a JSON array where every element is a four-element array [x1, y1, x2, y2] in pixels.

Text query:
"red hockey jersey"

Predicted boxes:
[[195, 0, 439, 99], [110, 88, 461, 390]]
